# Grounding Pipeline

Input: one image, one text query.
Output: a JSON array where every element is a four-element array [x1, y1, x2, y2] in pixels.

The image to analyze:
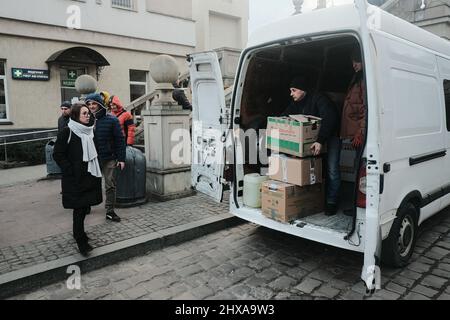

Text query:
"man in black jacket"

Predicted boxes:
[[282, 76, 341, 216], [57, 101, 72, 133], [172, 79, 192, 111]]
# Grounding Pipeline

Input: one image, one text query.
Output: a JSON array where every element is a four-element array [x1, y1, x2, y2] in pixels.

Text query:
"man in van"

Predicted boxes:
[[281, 76, 341, 216]]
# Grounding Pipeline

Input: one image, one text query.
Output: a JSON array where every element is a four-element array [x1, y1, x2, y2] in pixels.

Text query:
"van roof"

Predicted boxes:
[[248, 4, 450, 59]]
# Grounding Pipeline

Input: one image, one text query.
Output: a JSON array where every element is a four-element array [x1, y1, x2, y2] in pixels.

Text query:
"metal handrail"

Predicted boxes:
[[0, 129, 57, 139], [1, 129, 58, 163], [2, 136, 56, 146]]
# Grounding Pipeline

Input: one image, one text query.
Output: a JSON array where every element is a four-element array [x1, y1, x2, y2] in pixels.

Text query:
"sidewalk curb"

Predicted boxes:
[[0, 213, 244, 299]]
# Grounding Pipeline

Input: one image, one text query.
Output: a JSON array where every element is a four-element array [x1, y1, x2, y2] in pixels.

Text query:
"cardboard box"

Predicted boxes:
[[261, 180, 324, 223], [268, 154, 322, 186], [340, 139, 357, 182], [266, 115, 321, 158]]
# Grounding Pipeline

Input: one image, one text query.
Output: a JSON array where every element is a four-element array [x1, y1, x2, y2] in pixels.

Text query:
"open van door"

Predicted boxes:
[[188, 51, 230, 202], [355, 0, 382, 292]]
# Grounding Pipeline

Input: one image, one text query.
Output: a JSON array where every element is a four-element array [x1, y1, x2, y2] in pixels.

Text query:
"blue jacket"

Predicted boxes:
[[93, 108, 126, 162]]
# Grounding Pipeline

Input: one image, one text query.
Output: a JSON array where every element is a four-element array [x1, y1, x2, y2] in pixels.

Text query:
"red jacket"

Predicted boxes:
[[340, 74, 366, 140], [110, 96, 135, 146]]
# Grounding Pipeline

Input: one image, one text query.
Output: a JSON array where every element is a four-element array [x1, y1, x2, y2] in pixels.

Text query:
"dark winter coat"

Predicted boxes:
[[172, 85, 192, 111], [93, 108, 126, 162], [53, 127, 103, 209], [281, 92, 339, 145], [58, 115, 70, 133]]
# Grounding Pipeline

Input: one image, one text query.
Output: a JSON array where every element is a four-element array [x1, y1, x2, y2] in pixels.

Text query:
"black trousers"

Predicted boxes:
[[73, 207, 88, 241]]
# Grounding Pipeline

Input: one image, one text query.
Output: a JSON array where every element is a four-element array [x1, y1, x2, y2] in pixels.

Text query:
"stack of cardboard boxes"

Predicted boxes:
[[262, 115, 325, 223]]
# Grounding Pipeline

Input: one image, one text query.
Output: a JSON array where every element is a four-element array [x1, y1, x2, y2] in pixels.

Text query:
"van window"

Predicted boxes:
[[443, 80, 450, 131]]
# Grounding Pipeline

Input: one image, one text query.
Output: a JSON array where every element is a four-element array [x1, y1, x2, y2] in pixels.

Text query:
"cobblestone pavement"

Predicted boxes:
[[11, 206, 450, 300], [0, 193, 229, 276]]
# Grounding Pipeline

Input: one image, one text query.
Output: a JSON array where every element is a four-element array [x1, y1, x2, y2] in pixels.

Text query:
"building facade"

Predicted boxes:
[[0, 0, 248, 131], [381, 0, 450, 40]]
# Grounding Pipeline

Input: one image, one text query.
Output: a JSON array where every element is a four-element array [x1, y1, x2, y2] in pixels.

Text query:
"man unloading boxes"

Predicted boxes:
[[279, 76, 340, 216]]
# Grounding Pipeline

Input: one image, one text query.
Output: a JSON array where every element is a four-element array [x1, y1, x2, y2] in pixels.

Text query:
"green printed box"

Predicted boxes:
[[266, 115, 321, 158]]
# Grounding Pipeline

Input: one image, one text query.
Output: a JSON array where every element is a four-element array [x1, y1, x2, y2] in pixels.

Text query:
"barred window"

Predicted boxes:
[[111, 0, 136, 10]]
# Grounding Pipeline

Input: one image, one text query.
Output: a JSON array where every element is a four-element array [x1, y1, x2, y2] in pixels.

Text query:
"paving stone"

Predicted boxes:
[[428, 247, 450, 259], [314, 285, 340, 299], [197, 258, 220, 271], [299, 260, 320, 271], [400, 269, 422, 281], [190, 285, 215, 299], [411, 285, 439, 298], [295, 278, 322, 294], [327, 279, 351, 290], [223, 267, 253, 286], [373, 289, 400, 300], [438, 293, 450, 300], [339, 290, 365, 300], [437, 263, 450, 272], [257, 268, 281, 282], [430, 268, 449, 279], [309, 269, 334, 282], [229, 284, 252, 299], [351, 281, 368, 295], [249, 287, 275, 300], [178, 264, 204, 278], [407, 262, 431, 273], [421, 275, 448, 290], [416, 256, 435, 265], [385, 282, 407, 295], [123, 285, 148, 300], [248, 258, 272, 272], [173, 291, 197, 300], [268, 276, 296, 292], [435, 241, 450, 250], [244, 276, 267, 288], [404, 292, 430, 300]]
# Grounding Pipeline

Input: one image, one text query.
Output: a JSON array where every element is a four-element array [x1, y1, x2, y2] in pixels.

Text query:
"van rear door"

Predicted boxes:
[[188, 51, 230, 202], [356, 0, 382, 292]]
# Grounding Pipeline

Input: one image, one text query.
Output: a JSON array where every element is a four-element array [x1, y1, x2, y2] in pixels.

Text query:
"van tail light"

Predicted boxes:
[[357, 162, 367, 208]]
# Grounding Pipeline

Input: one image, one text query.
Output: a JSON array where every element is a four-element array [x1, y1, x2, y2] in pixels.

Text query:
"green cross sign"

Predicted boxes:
[[68, 70, 77, 80], [14, 69, 23, 78]]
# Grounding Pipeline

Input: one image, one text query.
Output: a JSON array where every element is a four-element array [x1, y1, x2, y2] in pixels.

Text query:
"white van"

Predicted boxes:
[[188, 0, 450, 291]]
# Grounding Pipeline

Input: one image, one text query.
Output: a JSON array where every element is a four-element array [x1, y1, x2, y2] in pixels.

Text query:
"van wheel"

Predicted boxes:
[[382, 203, 418, 268]]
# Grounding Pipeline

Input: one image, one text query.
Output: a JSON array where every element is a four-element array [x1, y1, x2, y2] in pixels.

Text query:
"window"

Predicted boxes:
[[111, 0, 136, 10], [130, 69, 148, 115], [444, 80, 450, 131], [0, 61, 9, 121]]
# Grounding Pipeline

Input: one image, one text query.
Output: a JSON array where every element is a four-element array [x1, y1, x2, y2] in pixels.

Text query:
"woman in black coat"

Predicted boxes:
[[53, 103, 102, 256]]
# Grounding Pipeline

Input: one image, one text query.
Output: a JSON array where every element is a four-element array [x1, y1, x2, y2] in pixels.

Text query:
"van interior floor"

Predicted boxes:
[[295, 182, 356, 234]]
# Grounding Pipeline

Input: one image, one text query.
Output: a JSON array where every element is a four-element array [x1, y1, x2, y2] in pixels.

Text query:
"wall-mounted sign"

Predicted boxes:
[[12, 68, 50, 81], [67, 70, 78, 80], [61, 80, 76, 88]]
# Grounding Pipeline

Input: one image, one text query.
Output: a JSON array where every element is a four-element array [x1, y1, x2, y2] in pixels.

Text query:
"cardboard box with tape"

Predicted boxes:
[[266, 115, 321, 158], [268, 154, 322, 186], [261, 180, 324, 223]]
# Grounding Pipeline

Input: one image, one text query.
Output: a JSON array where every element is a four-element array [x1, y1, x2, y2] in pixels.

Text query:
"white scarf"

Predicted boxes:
[[68, 119, 102, 178]]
